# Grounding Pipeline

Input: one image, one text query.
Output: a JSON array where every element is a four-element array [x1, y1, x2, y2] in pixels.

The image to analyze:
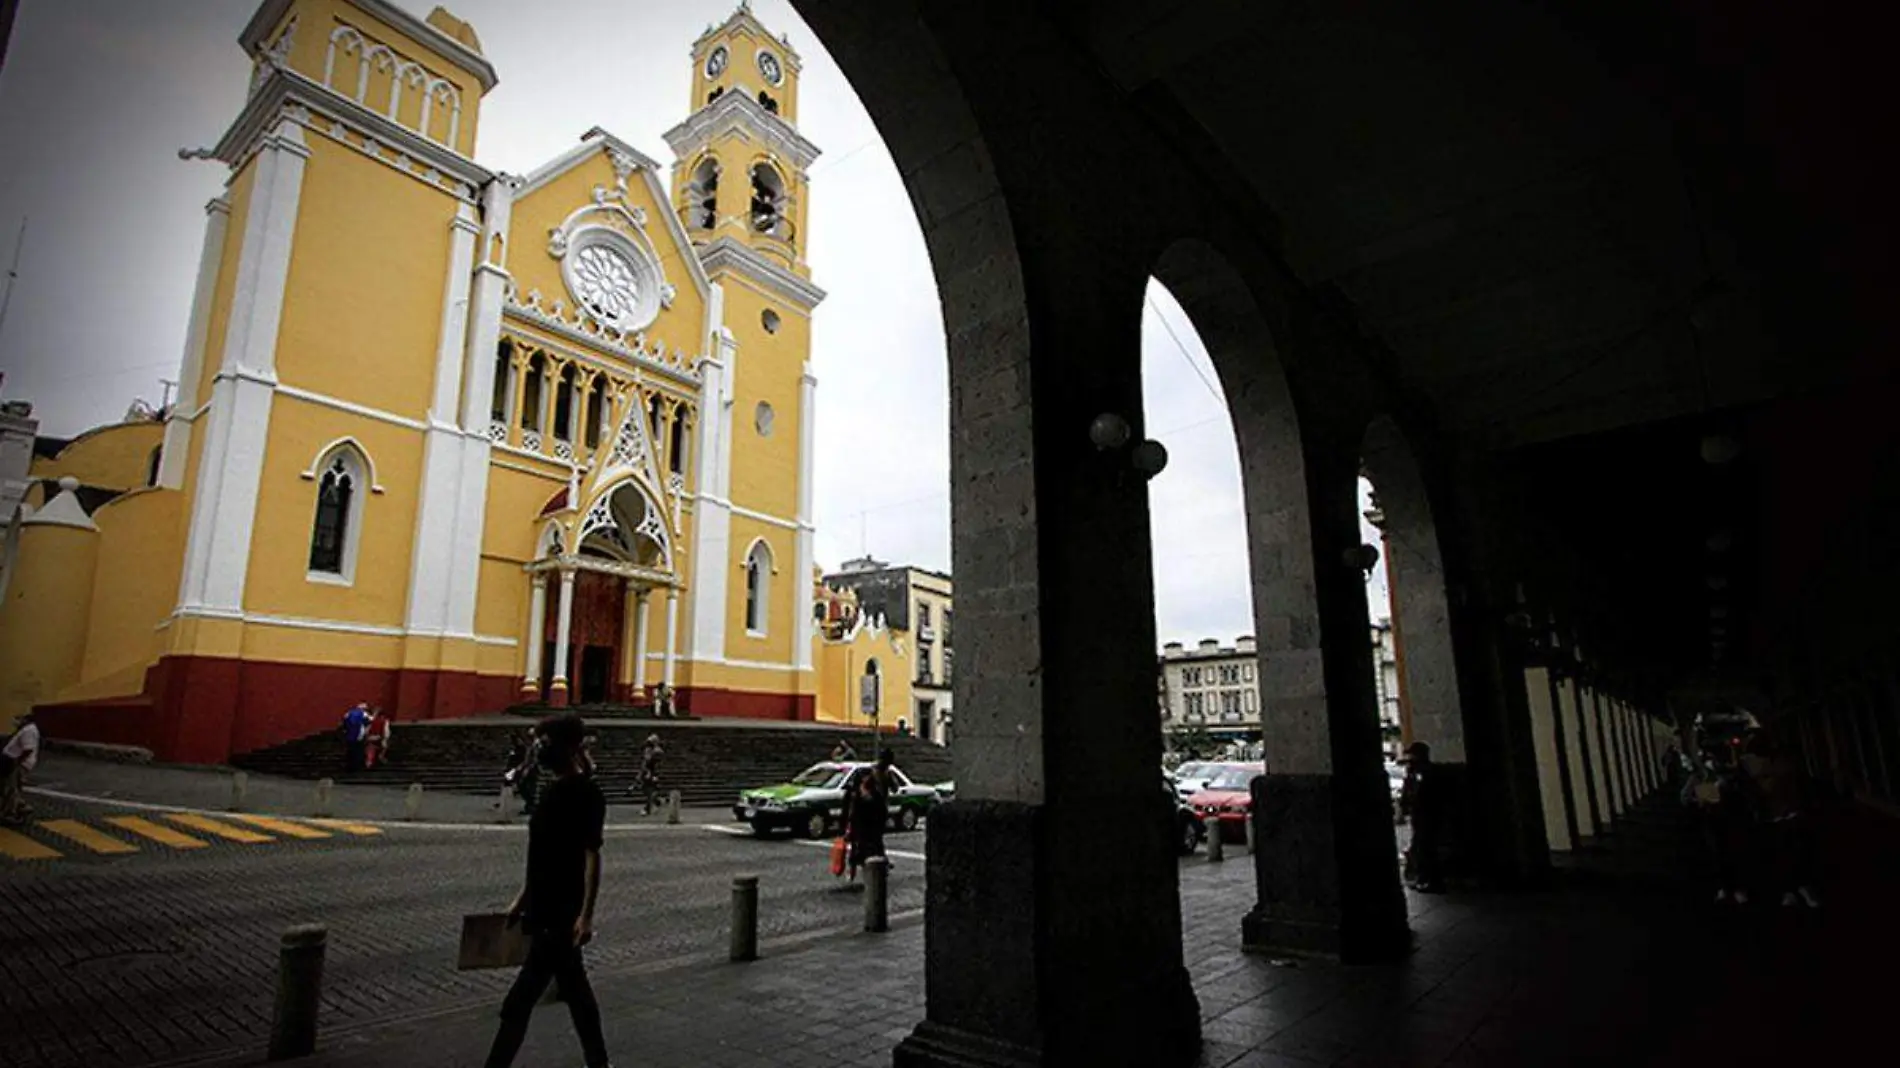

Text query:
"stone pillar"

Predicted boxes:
[[895, 198, 1199, 1068], [1523, 666, 1574, 851], [1593, 688, 1625, 818], [1542, 666, 1583, 846], [1244, 439, 1408, 961], [520, 574, 548, 698], [663, 587, 679, 688], [1559, 673, 1601, 839], [1583, 682, 1618, 822], [623, 583, 649, 701], [549, 570, 575, 707]]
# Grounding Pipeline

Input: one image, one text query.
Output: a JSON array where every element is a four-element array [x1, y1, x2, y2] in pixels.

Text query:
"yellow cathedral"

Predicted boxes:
[[0, 0, 832, 762]]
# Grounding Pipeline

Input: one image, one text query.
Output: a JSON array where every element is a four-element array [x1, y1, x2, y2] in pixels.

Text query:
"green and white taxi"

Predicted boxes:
[[733, 761, 942, 838]]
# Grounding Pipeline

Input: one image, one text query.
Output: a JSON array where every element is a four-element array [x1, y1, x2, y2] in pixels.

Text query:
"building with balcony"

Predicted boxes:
[[1159, 636, 1260, 743]]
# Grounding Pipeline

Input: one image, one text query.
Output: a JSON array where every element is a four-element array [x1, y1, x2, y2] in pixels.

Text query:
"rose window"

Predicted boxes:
[[572, 244, 639, 325]]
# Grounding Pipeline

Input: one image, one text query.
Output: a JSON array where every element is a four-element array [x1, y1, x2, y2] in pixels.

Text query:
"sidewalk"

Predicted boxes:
[[25, 753, 734, 827], [164, 795, 1895, 1068]]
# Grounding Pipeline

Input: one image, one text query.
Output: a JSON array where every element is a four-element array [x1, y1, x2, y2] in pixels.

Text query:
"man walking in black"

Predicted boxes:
[[485, 714, 612, 1068]]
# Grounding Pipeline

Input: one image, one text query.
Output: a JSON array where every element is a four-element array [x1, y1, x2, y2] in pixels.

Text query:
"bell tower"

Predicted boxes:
[[665, 2, 826, 714], [667, 1, 817, 278]]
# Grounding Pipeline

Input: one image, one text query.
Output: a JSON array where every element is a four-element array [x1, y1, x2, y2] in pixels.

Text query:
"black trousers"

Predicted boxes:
[[344, 740, 366, 773], [485, 932, 608, 1068]]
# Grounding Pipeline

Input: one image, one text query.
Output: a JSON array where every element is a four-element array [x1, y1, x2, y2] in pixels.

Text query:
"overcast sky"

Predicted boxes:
[[0, 0, 1386, 644]]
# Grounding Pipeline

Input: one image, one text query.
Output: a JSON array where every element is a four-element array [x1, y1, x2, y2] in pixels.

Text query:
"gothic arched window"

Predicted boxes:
[[744, 540, 773, 635], [553, 364, 578, 442], [669, 411, 688, 475], [584, 377, 608, 450], [490, 340, 514, 424], [308, 447, 365, 579]]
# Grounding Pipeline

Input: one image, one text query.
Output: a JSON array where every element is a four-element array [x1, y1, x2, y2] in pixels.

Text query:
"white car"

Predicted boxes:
[[1173, 761, 1220, 801]]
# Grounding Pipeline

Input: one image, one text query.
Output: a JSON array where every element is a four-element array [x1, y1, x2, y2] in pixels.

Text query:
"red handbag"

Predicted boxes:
[[829, 836, 848, 876]]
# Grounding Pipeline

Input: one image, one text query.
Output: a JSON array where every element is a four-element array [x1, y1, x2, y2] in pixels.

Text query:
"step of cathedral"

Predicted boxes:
[[231, 718, 954, 808]]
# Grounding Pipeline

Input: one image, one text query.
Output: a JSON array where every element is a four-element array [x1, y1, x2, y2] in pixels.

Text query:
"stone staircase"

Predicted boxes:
[[232, 718, 954, 808]]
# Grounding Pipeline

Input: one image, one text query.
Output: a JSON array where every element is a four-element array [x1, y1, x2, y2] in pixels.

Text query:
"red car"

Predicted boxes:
[[1187, 763, 1264, 842]]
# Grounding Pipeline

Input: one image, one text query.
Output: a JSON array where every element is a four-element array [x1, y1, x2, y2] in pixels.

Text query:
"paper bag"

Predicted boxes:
[[458, 912, 531, 971]]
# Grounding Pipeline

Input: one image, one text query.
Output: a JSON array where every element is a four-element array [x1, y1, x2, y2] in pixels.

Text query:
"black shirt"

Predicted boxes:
[[523, 774, 606, 934]]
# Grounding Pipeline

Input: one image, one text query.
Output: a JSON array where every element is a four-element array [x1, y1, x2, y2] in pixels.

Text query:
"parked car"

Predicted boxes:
[[1188, 763, 1265, 842], [1172, 761, 1220, 801], [933, 781, 955, 802], [1170, 778, 1207, 856], [734, 761, 941, 838], [1386, 761, 1406, 801]]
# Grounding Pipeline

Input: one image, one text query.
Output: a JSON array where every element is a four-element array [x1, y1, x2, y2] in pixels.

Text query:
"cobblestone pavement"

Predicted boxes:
[[0, 788, 925, 1068]]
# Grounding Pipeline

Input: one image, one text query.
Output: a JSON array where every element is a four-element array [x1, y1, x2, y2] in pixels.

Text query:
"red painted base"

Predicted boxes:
[[676, 687, 816, 722], [34, 655, 523, 764]]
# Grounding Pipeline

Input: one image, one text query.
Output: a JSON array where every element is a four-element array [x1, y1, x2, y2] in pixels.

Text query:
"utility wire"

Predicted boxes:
[[1145, 293, 1225, 411]]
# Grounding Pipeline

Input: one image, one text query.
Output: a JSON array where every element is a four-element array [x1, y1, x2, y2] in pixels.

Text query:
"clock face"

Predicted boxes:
[[757, 51, 783, 86], [705, 46, 728, 78]]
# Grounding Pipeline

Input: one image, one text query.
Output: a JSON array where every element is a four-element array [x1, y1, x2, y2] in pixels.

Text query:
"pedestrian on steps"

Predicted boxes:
[[364, 707, 390, 769], [484, 714, 613, 1068], [1, 711, 42, 824], [632, 733, 664, 815], [340, 702, 370, 774]]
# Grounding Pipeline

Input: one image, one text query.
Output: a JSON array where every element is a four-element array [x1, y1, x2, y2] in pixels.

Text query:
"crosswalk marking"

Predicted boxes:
[[38, 819, 138, 855], [166, 813, 274, 844], [0, 826, 62, 860], [226, 814, 332, 839], [306, 818, 382, 836], [104, 815, 210, 849]]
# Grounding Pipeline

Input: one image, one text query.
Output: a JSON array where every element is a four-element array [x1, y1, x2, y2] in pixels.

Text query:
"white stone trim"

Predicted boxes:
[[159, 198, 232, 489], [298, 436, 386, 494], [177, 117, 307, 615], [696, 236, 826, 309], [241, 0, 498, 90], [219, 67, 489, 196], [490, 454, 566, 479], [474, 634, 519, 647], [273, 383, 427, 432], [663, 86, 820, 171], [644, 652, 807, 674]]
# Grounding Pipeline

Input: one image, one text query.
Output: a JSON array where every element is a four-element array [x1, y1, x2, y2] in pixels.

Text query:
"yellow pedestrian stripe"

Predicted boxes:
[[39, 819, 138, 855], [226, 814, 332, 839], [0, 826, 62, 860], [166, 813, 274, 844], [1, 812, 376, 862], [306, 818, 382, 836], [104, 815, 210, 850]]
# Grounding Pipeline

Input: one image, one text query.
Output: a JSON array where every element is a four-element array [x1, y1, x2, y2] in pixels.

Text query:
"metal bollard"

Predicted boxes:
[[229, 771, 248, 812], [312, 778, 333, 818], [1206, 821, 1225, 863], [404, 783, 423, 821], [729, 875, 759, 962], [864, 857, 890, 933], [1244, 811, 1257, 854], [666, 789, 681, 825], [267, 924, 326, 1060], [496, 782, 512, 823]]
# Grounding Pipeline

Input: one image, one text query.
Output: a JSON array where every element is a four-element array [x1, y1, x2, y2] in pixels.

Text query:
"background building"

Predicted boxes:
[[816, 555, 952, 743], [1159, 636, 1260, 745]]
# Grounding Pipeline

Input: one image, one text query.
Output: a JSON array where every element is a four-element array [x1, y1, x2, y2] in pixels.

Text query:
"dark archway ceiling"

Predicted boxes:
[[1069, 0, 1890, 453]]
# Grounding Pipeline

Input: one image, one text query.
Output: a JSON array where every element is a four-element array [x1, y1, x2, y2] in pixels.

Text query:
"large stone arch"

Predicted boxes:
[[1361, 414, 1462, 761], [1153, 238, 1407, 963]]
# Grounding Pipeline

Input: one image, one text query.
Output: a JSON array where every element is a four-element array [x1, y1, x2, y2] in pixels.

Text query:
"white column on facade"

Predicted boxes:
[[631, 587, 651, 694], [686, 308, 735, 665], [177, 116, 309, 615], [522, 574, 548, 689], [443, 177, 516, 640], [1596, 688, 1626, 818], [792, 361, 818, 672], [664, 586, 681, 687], [403, 202, 481, 637], [1580, 681, 1613, 823], [159, 198, 232, 490], [550, 569, 577, 694]]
